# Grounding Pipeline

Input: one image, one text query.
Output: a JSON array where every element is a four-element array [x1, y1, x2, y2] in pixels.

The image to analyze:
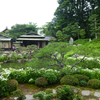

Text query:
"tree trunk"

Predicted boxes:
[[95, 17, 97, 39]]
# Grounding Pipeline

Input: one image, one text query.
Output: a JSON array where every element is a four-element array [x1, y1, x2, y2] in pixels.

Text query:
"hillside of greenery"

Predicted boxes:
[[73, 39, 100, 57]]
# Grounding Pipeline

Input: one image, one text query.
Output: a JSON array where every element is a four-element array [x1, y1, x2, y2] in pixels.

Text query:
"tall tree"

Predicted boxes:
[[5, 22, 38, 40], [40, 21, 57, 37], [88, 14, 100, 39]]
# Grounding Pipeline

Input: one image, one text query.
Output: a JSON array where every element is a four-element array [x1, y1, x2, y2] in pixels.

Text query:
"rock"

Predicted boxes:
[[69, 37, 74, 45], [21, 59, 27, 62], [4, 60, 8, 63], [28, 59, 32, 62], [94, 92, 100, 97], [77, 44, 82, 46], [81, 90, 91, 96], [73, 88, 79, 93], [25, 95, 34, 100], [72, 54, 80, 57], [17, 59, 22, 63], [53, 89, 56, 94]]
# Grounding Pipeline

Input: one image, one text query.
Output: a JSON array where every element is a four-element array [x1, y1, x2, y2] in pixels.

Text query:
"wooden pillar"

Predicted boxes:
[[38, 41, 40, 49]]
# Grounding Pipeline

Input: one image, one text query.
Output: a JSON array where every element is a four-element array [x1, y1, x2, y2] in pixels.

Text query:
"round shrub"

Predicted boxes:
[[79, 80, 87, 87], [43, 72, 57, 84], [60, 75, 79, 86], [35, 77, 48, 87], [87, 79, 100, 89], [7, 79, 18, 92], [74, 74, 89, 82], [45, 89, 53, 94]]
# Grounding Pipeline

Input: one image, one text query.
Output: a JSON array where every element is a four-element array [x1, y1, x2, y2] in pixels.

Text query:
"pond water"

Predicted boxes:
[[1, 62, 27, 69]]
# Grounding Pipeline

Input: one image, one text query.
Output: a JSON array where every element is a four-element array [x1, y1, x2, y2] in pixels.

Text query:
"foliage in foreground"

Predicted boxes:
[[87, 79, 100, 89], [60, 75, 79, 86], [33, 85, 82, 100], [13, 89, 26, 100]]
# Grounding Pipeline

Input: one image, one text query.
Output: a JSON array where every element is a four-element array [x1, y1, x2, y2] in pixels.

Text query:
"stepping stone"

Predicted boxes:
[[53, 89, 56, 94], [81, 90, 91, 96], [25, 95, 34, 100], [94, 92, 100, 97]]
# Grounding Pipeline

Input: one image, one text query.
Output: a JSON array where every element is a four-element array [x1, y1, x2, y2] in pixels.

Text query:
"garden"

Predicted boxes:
[[1, 39, 100, 100]]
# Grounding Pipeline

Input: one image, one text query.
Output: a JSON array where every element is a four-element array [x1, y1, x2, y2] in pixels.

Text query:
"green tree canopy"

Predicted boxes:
[[5, 22, 38, 40]]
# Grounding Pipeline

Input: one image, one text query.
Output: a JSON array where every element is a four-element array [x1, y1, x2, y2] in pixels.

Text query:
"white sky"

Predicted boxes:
[[0, 0, 59, 32]]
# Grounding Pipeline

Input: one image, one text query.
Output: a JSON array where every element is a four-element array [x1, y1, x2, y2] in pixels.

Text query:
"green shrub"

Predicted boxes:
[[74, 39, 89, 45], [79, 80, 87, 87], [87, 79, 100, 89], [57, 85, 74, 100], [60, 75, 79, 86], [33, 91, 53, 100], [8, 70, 27, 83], [45, 89, 53, 94], [7, 79, 18, 92], [0, 54, 8, 62], [33, 91, 44, 100], [44, 93, 53, 100], [35, 77, 48, 87], [43, 72, 57, 84], [13, 89, 26, 100], [0, 79, 9, 97], [25, 68, 42, 81], [74, 74, 89, 82]]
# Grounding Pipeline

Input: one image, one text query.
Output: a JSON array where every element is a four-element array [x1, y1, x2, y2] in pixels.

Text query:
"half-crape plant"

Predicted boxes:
[[8, 69, 27, 83]]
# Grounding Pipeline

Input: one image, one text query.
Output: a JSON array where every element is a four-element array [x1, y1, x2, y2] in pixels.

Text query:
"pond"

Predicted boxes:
[[1, 62, 27, 69]]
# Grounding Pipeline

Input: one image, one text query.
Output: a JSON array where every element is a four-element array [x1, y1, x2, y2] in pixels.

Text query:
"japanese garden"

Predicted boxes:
[[1, 0, 100, 100]]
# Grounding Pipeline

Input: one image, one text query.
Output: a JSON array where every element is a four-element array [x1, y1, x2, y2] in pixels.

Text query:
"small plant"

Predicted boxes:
[[57, 85, 74, 100], [87, 79, 100, 89], [43, 72, 57, 84], [79, 80, 87, 87], [33, 91, 53, 100], [74, 74, 89, 82], [33, 91, 44, 100], [35, 77, 48, 87], [45, 89, 53, 94], [60, 75, 79, 86], [0, 54, 8, 62], [44, 93, 53, 100], [7, 79, 18, 92], [28, 78, 35, 84], [13, 89, 26, 100]]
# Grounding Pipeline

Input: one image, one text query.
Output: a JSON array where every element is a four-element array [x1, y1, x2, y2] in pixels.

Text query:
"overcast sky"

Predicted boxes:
[[0, 0, 59, 32]]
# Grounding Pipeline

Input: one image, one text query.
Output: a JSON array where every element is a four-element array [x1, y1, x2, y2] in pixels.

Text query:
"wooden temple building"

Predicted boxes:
[[16, 32, 56, 48]]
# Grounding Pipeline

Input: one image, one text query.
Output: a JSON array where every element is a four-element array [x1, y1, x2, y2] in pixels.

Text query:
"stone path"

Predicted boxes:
[[23, 88, 100, 100]]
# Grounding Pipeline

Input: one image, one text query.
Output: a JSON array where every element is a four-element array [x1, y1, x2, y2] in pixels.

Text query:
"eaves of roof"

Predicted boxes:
[[0, 38, 12, 41], [19, 35, 45, 38], [16, 38, 49, 41]]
